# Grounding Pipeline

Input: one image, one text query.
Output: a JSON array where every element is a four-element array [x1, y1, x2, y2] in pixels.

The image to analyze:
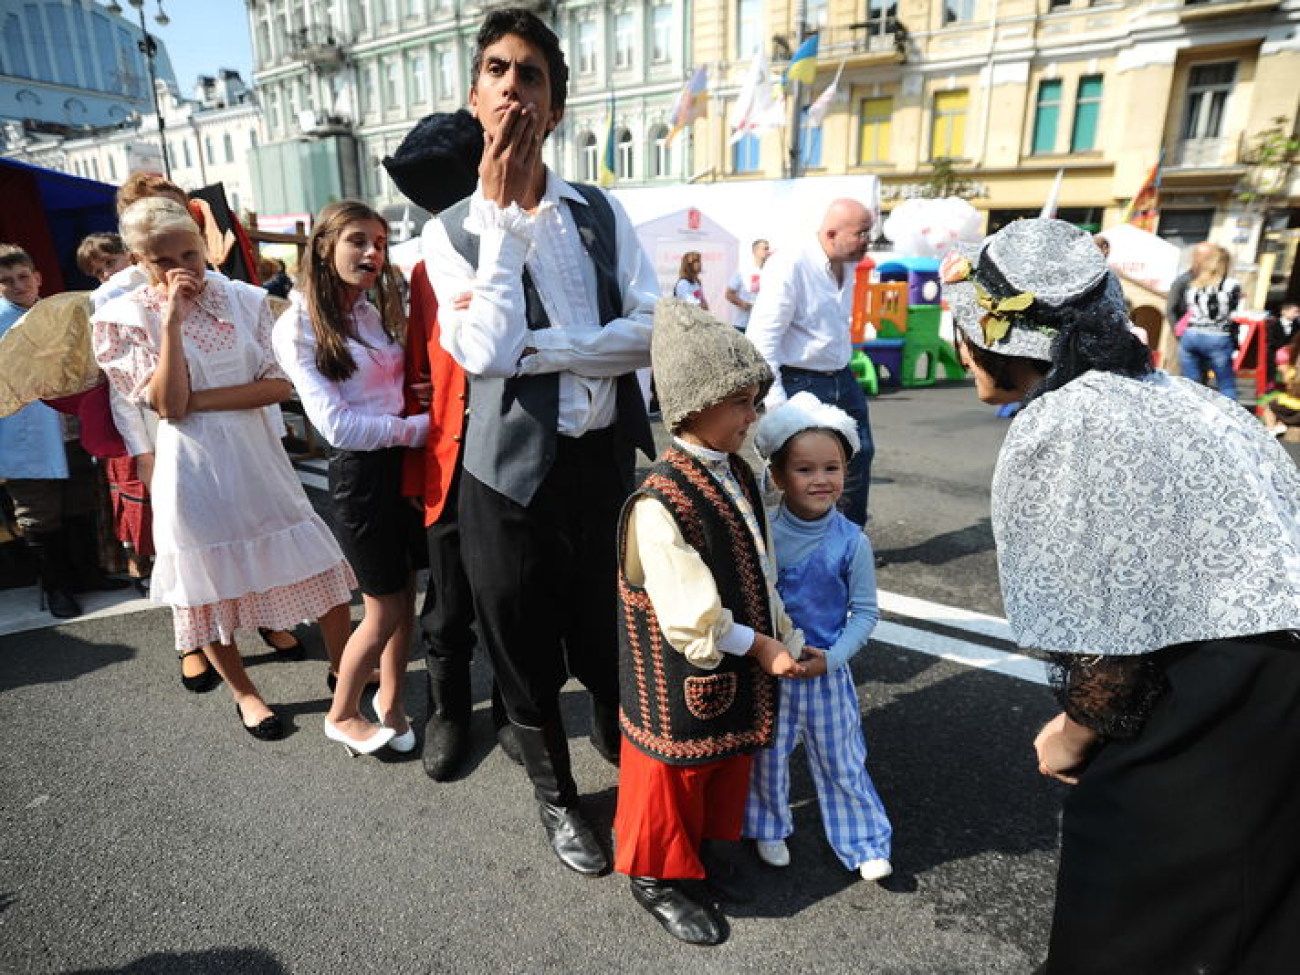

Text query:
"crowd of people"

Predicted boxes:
[[1, 6, 1297, 967]]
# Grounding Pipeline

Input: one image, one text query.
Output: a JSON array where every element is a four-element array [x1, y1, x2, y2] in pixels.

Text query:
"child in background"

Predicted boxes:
[[744, 390, 893, 882], [75, 233, 132, 285], [614, 299, 810, 948]]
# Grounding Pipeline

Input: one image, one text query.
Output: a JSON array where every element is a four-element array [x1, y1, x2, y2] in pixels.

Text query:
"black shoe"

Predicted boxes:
[[629, 876, 728, 946], [257, 627, 305, 660], [537, 801, 609, 876], [874, 553, 888, 569], [700, 841, 754, 904], [235, 702, 285, 741], [179, 648, 221, 694], [496, 722, 524, 765], [72, 571, 131, 594], [422, 655, 471, 781], [42, 585, 82, 619], [422, 711, 468, 781], [589, 698, 621, 767], [491, 685, 523, 765]]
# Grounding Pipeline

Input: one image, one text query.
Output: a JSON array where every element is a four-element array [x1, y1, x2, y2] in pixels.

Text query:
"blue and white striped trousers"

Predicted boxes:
[[744, 663, 892, 870]]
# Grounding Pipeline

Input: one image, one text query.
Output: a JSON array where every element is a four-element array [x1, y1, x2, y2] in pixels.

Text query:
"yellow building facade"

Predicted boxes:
[[684, 0, 1300, 302]]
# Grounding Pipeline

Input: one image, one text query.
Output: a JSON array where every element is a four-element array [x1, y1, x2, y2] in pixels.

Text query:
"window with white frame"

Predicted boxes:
[[384, 58, 400, 109], [737, 0, 761, 57], [944, 0, 976, 24], [806, 0, 828, 31], [614, 11, 635, 69], [577, 20, 597, 74], [1182, 63, 1234, 141], [580, 132, 599, 181], [409, 52, 429, 104], [436, 49, 455, 102], [651, 2, 673, 63], [616, 128, 634, 178], [223, 132, 234, 163], [649, 124, 672, 177]]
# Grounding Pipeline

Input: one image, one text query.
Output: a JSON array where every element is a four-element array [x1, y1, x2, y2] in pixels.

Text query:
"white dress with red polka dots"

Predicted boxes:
[[92, 277, 355, 650]]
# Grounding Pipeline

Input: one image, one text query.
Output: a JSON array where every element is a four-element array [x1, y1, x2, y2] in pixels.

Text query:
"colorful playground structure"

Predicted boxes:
[[848, 257, 966, 395]]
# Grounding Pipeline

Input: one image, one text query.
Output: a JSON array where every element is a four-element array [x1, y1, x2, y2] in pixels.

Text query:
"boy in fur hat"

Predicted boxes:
[[613, 298, 811, 946]]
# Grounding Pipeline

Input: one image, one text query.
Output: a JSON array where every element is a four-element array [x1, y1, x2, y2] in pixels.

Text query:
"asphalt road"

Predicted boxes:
[[4, 377, 1284, 975]]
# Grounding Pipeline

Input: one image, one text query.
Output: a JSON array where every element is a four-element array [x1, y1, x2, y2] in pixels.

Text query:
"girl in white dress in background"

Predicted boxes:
[[92, 198, 355, 741]]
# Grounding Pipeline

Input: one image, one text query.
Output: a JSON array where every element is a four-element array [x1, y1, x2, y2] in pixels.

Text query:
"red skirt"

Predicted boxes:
[[613, 737, 753, 880], [104, 455, 154, 558]]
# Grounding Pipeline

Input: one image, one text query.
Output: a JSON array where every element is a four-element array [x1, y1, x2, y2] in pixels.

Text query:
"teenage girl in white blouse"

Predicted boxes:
[[273, 201, 429, 757]]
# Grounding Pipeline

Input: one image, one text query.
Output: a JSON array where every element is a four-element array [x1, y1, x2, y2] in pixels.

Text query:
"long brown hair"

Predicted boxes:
[[678, 251, 702, 284], [1189, 242, 1230, 290], [301, 200, 406, 381]]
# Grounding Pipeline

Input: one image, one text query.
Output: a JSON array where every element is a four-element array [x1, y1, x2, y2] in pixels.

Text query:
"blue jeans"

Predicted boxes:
[[1178, 329, 1238, 401], [779, 365, 875, 525]]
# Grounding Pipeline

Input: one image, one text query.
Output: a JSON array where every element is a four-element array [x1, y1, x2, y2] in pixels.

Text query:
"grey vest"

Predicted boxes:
[[439, 183, 654, 506]]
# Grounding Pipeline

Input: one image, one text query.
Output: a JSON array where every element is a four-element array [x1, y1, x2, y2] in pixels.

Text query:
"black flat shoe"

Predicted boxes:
[[257, 627, 305, 660], [178, 649, 221, 694], [629, 876, 728, 946], [235, 702, 285, 741], [537, 801, 609, 876]]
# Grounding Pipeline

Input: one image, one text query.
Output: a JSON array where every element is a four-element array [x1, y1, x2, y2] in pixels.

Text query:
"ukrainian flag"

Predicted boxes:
[[599, 95, 616, 188], [786, 35, 819, 85]]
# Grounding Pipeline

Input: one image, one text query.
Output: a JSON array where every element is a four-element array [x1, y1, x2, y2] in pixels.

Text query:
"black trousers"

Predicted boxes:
[[459, 429, 630, 728], [418, 463, 476, 665], [1047, 631, 1300, 975]]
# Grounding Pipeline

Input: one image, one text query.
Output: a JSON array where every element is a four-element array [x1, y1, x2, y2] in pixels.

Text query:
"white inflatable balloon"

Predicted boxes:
[[882, 197, 983, 259]]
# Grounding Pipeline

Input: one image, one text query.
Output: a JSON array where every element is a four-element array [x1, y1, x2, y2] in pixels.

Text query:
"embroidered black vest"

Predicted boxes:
[[617, 447, 778, 766]]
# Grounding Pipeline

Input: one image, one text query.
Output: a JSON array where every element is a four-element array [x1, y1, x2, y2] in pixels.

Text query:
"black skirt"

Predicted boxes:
[[1046, 630, 1300, 975], [328, 446, 425, 597]]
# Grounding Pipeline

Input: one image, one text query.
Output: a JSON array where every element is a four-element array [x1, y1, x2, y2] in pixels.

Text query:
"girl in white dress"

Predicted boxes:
[[92, 198, 355, 741], [274, 200, 428, 757]]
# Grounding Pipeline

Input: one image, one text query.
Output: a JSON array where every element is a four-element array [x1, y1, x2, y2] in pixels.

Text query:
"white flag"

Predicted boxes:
[[730, 50, 780, 144], [1040, 168, 1064, 219], [805, 61, 845, 128]]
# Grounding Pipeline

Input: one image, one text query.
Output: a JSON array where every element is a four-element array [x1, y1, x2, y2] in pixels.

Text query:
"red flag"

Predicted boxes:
[[1123, 154, 1163, 234]]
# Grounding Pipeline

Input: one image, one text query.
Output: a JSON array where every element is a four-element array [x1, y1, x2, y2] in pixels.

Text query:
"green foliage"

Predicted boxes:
[[1236, 116, 1300, 210], [923, 158, 978, 199]]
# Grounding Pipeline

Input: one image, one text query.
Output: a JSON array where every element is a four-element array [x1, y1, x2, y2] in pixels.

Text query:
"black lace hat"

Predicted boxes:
[[941, 218, 1128, 362], [382, 109, 484, 214]]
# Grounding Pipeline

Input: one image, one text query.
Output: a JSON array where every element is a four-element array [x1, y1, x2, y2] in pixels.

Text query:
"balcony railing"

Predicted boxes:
[[288, 25, 346, 71], [1170, 135, 1244, 169], [816, 21, 909, 59]]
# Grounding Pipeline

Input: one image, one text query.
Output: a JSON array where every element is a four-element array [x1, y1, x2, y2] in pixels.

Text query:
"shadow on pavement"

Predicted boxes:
[[66, 948, 287, 974], [876, 516, 996, 567], [0, 628, 134, 694]]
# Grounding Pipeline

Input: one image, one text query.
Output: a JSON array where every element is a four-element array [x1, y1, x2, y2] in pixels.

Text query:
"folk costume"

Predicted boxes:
[[613, 299, 802, 946], [742, 393, 893, 876], [423, 166, 657, 876], [92, 276, 355, 651], [943, 218, 1300, 975], [387, 110, 494, 780]]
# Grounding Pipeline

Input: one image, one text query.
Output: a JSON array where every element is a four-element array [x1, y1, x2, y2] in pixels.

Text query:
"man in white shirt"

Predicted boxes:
[[747, 199, 875, 526], [423, 8, 658, 879], [724, 238, 770, 332]]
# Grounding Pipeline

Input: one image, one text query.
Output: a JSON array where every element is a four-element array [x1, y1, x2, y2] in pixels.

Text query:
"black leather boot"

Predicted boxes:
[[422, 653, 471, 782], [629, 876, 728, 946], [27, 530, 82, 619], [491, 683, 523, 765], [589, 696, 621, 766], [513, 719, 609, 876], [64, 515, 129, 593]]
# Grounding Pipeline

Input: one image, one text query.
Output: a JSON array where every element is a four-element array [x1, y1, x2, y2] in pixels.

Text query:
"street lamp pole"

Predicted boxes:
[[115, 0, 172, 177]]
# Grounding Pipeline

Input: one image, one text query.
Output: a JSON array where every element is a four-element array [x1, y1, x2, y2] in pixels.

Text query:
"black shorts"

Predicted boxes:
[[328, 446, 425, 596]]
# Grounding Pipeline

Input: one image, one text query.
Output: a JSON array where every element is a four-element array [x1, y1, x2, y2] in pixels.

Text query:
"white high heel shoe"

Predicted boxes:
[[371, 690, 417, 754], [324, 718, 394, 756]]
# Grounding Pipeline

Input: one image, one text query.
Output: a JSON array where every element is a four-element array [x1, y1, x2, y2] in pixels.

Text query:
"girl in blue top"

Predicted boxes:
[[743, 391, 893, 881]]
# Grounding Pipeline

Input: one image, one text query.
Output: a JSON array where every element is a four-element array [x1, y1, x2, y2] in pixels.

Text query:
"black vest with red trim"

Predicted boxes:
[[617, 446, 778, 766]]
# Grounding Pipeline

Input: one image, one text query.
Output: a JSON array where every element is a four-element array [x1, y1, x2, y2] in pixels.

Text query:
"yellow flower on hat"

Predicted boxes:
[[940, 252, 971, 284], [974, 282, 1034, 345]]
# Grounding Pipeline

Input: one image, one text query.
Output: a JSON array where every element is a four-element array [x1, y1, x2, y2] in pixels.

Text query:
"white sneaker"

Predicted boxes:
[[858, 858, 893, 881], [755, 839, 790, 867]]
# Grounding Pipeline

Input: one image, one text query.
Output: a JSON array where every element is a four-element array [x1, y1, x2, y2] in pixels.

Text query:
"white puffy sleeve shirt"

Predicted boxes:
[[271, 293, 428, 451]]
